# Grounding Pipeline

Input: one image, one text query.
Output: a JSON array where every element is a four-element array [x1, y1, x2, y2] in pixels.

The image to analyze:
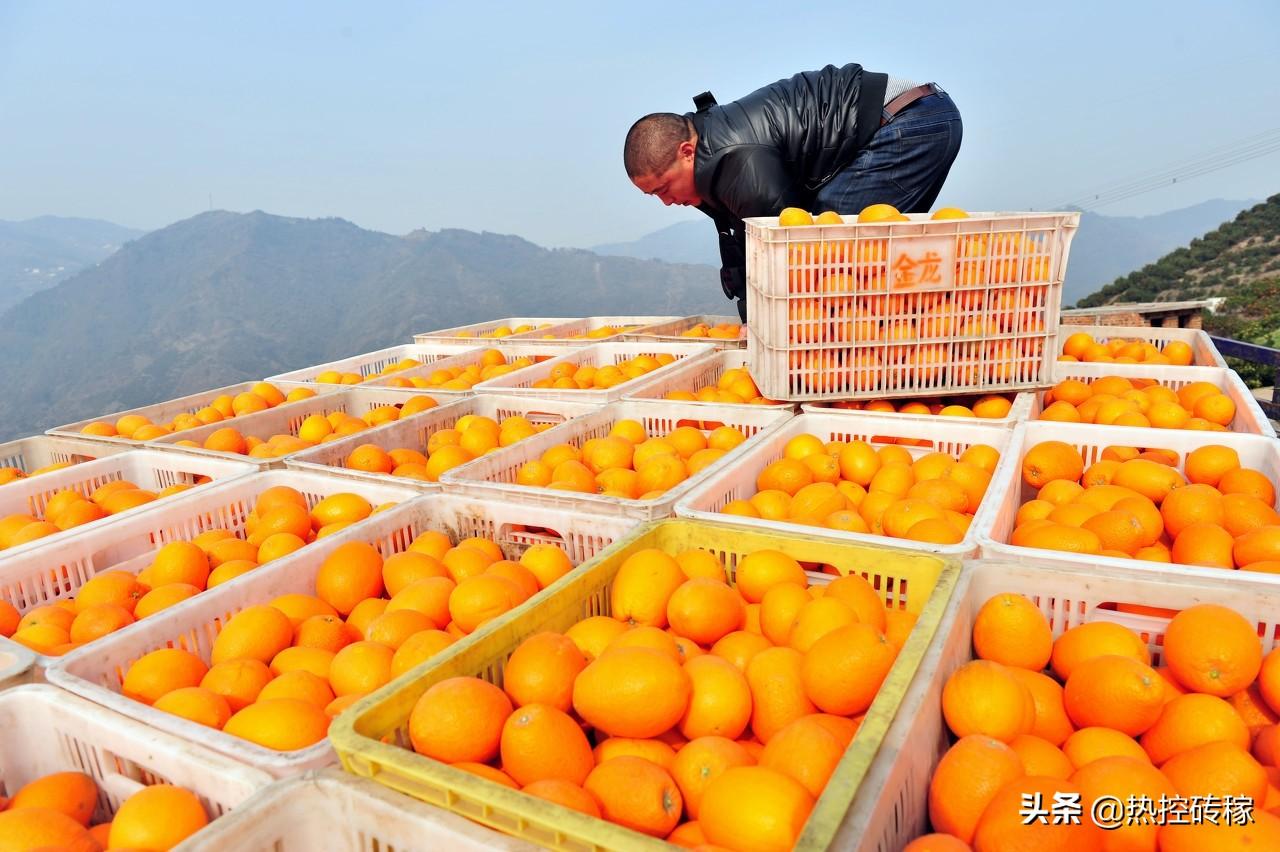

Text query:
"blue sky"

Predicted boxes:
[[2, 1, 1278, 247]]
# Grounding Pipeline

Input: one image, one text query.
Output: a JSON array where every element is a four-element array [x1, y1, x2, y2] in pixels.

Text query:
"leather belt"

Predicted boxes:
[[881, 83, 942, 126]]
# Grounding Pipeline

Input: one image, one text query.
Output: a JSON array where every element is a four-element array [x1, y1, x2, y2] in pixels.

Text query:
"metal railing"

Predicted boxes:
[[1210, 335, 1280, 420]]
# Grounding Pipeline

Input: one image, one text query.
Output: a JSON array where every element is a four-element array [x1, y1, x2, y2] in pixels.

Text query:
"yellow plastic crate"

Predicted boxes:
[[332, 517, 960, 852]]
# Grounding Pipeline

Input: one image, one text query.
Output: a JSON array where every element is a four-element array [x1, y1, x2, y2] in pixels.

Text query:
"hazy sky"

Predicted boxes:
[[2, 1, 1278, 248]]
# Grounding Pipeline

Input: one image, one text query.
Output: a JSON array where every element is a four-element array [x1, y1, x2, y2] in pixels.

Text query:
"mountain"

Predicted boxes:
[[0, 216, 145, 314], [591, 200, 1258, 305], [0, 211, 725, 442]]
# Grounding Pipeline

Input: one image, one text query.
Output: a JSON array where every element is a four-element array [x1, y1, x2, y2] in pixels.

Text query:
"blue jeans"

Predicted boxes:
[[813, 91, 963, 215]]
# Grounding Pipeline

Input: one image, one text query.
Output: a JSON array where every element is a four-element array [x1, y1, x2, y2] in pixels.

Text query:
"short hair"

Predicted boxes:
[[624, 113, 693, 178]]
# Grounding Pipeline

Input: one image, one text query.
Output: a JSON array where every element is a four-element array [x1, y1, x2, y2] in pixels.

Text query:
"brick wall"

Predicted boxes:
[[1062, 308, 1204, 329]]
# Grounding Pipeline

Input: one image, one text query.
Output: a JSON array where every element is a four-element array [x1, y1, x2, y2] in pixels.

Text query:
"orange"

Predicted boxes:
[[132, 584, 200, 620], [211, 604, 293, 665], [310, 492, 373, 527], [10, 771, 98, 825], [1021, 441, 1084, 488], [699, 765, 813, 852], [756, 458, 813, 496], [942, 660, 1034, 742], [389, 630, 454, 678], [593, 737, 677, 769], [294, 613, 359, 653], [1009, 668, 1074, 746], [1062, 726, 1150, 767], [329, 640, 394, 697], [667, 579, 744, 646], [735, 550, 806, 604], [822, 573, 887, 632], [744, 646, 815, 743], [564, 615, 630, 659], [387, 577, 456, 629], [1050, 621, 1150, 681], [500, 703, 595, 787], [1139, 692, 1250, 764], [1162, 604, 1262, 696], [681, 654, 752, 740], [710, 630, 772, 673], [1235, 526, 1280, 567], [67, 603, 135, 644], [671, 736, 755, 820], [972, 593, 1052, 671], [902, 835, 973, 852], [971, 776, 1102, 851], [1185, 444, 1241, 486], [759, 716, 844, 798], [74, 570, 147, 615], [1170, 521, 1235, 568], [521, 779, 601, 818], [584, 756, 683, 838], [1008, 734, 1073, 779], [222, 698, 330, 751], [1062, 655, 1164, 736], [153, 686, 233, 728], [573, 647, 691, 737], [503, 631, 588, 713], [105, 785, 210, 850], [200, 659, 273, 711], [1161, 740, 1268, 802], [365, 609, 435, 649], [1160, 483, 1224, 539], [270, 646, 335, 679], [314, 541, 384, 615], [519, 544, 574, 589], [0, 808, 99, 851], [1070, 755, 1176, 851], [1112, 458, 1185, 503], [800, 622, 896, 716], [1222, 493, 1280, 537], [1219, 467, 1276, 505], [409, 676, 511, 763], [448, 574, 523, 633], [927, 735, 1025, 844], [609, 549, 687, 627], [1159, 810, 1280, 851], [123, 648, 209, 705], [674, 548, 728, 583]]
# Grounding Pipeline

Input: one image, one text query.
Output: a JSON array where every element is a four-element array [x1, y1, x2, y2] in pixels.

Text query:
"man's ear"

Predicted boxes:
[[678, 140, 697, 162]]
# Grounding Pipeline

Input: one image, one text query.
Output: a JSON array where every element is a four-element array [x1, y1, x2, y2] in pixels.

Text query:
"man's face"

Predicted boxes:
[[633, 141, 701, 207]]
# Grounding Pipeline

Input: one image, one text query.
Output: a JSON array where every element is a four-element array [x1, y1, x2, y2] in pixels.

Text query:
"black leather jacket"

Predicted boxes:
[[688, 63, 887, 309]]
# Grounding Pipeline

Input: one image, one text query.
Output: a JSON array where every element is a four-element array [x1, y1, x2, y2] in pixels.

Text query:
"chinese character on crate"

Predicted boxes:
[[905, 597, 1280, 849]]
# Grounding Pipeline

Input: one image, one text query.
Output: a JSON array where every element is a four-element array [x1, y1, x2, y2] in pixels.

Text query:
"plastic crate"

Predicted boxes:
[[0, 468, 418, 673], [332, 517, 960, 852], [0, 434, 131, 477], [977, 419, 1280, 582], [801, 392, 1033, 429], [143, 387, 433, 469], [839, 557, 1280, 851], [0, 449, 254, 562], [0, 684, 270, 840], [362, 342, 579, 392], [0, 643, 33, 690], [266, 343, 480, 384], [176, 769, 539, 851], [1055, 323, 1227, 367], [631, 314, 746, 349], [48, 494, 638, 777], [286, 395, 600, 490], [676, 412, 1015, 557], [1037, 361, 1274, 437], [473, 342, 715, 404], [45, 381, 342, 448], [622, 349, 793, 408], [441, 399, 793, 521], [522, 315, 683, 344], [744, 211, 1080, 401], [413, 317, 579, 346]]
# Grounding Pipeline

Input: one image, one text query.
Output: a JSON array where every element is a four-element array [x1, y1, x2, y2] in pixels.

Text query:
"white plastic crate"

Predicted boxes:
[[801, 393, 1035, 429], [1056, 323, 1227, 367], [413, 317, 578, 346], [0, 449, 254, 562], [838, 558, 1280, 851], [45, 380, 342, 448], [0, 684, 270, 839], [473, 341, 715, 404], [48, 494, 638, 777], [0, 434, 131, 476], [286, 395, 600, 490], [176, 769, 539, 851], [442, 399, 793, 521], [1036, 361, 1274, 437], [521, 314, 683, 344], [362, 341, 577, 393], [0, 468, 417, 673], [0, 643, 33, 690], [266, 342, 480, 384], [631, 314, 746, 349], [623, 348, 792, 408], [977, 419, 1280, 582], [676, 412, 1016, 557], [144, 387, 435, 469], [744, 211, 1080, 401]]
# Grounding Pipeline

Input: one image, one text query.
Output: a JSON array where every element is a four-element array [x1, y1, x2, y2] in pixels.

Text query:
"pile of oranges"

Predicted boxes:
[[176, 396, 440, 460], [1060, 331, 1196, 366], [823, 394, 1014, 420], [344, 413, 558, 483], [123, 529, 574, 752], [538, 324, 640, 341], [529, 353, 676, 391], [513, 420, 748, 499], [719, 434, 1000, 546], [679, 321, 742, 340], [405, 545, 915, 850], [379, 348, 551, 391], [1039, 376, 1236, 430], [908, 597, 1280, 849], [0, 476, 208, 555], [315, 357, 429, 385], [0, 771, 211, 850], [0, 459, 82, 487], [454, 322, 555, 339], [0, 486, 387, 655], [79, 381, 314, 440], [1012, 439, 1279, 567], [661, 366, 782, 406]]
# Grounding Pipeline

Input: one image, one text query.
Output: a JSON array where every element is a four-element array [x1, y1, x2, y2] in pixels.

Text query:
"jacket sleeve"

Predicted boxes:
[[711, 145, 806, 220]]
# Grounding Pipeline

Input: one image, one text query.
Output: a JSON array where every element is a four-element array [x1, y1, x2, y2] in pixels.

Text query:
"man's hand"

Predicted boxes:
[[738, 325, 749, 340]]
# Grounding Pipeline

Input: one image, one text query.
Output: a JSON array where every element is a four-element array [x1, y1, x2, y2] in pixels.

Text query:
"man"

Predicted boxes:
[[625, 63, 962, 321]]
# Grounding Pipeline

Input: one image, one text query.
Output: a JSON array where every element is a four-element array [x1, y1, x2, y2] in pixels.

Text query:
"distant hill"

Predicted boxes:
[[0, 211, 725, 441], [0, 216, 144, 314], [592, 200, 1258, 305]]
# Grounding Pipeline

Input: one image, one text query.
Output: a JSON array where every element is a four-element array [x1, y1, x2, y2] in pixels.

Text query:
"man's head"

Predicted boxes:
[[625, 113, 701, 207]]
